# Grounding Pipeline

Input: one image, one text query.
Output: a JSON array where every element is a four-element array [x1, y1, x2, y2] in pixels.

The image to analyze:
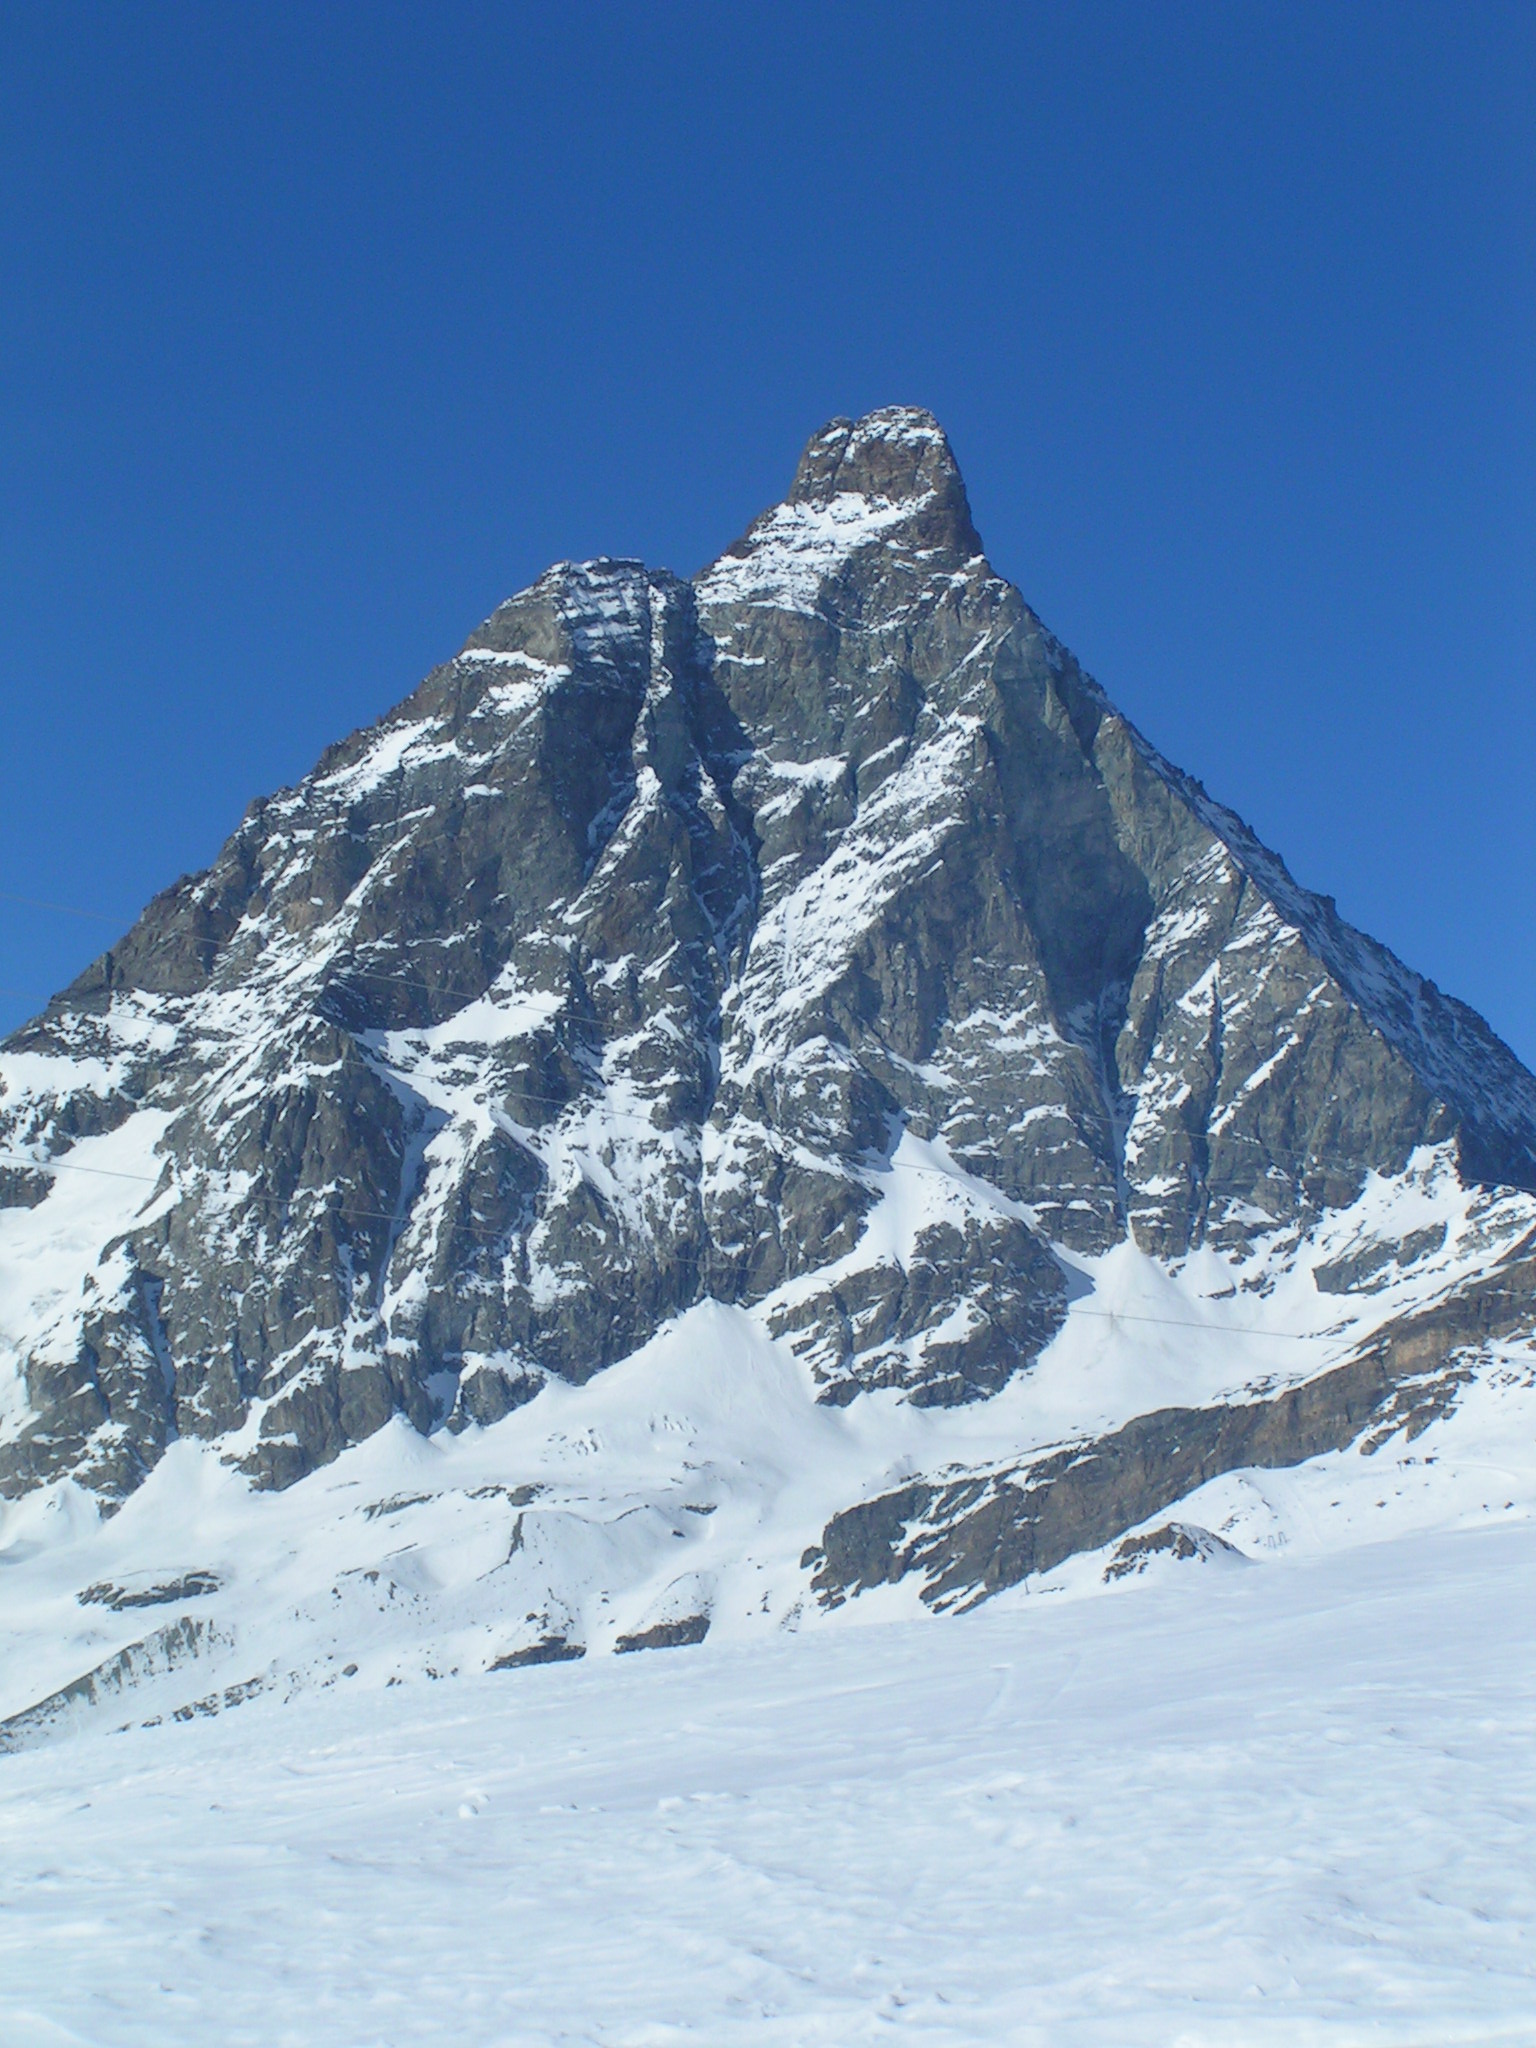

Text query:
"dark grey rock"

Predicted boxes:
[[1104, 1522, 1248, 1579], [171, 1674, 265, 1721], [614, 1615, 710, 1653], [78, 1571, 221, 1609], [1314, 1222, 1448, 1294], [490, 1637, 586, 1670]]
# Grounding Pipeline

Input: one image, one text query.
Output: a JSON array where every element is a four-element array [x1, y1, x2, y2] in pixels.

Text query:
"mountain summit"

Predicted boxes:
[[779, 404, 984, 549], [2, 408, 1534, 1710]]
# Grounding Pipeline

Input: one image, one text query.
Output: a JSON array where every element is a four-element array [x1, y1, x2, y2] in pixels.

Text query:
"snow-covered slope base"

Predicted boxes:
[[2, 1518, 1533, 2046], [3, 1156, 1534, 1750]]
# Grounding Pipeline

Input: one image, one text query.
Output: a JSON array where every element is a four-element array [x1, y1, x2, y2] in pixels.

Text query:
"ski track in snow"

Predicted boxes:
[[1, 1520, 1533, 2047]]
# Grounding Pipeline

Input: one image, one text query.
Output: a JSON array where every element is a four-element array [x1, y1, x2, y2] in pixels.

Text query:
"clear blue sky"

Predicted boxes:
[[2, 3, 1532, 1060]]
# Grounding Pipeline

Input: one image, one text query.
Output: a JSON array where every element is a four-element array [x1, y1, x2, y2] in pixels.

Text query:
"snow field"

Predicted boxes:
[[1, 1519, 1533, 2046]]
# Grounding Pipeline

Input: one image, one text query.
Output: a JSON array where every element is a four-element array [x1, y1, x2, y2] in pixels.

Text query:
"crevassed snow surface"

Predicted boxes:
[[1, 1520, 1533, 2047]]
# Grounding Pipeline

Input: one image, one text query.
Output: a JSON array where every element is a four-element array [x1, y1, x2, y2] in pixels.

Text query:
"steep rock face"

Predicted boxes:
[[2, 405, 1534, 1512]]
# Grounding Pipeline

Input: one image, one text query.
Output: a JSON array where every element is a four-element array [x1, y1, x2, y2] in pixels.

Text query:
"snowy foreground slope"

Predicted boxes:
[[3, 1517, 1534, 2047], [2, 1253, 1536, 1748]]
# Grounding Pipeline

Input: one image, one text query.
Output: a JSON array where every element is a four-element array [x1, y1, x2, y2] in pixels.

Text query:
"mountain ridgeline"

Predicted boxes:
[[3, 408, 1534, 1613]]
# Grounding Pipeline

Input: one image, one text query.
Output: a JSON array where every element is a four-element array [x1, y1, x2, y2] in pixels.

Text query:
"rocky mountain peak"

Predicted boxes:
[[2, 407, 1535, 1605], [787, 404, 976, 521], [697, 406, 983, 613]]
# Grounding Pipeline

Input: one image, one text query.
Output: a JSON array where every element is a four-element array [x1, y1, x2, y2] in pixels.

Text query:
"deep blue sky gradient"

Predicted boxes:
[[2, 3, 1532, 1058]]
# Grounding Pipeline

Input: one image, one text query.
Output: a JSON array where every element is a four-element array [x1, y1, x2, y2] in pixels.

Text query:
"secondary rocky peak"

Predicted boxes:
[[459, 557, 677, 665]]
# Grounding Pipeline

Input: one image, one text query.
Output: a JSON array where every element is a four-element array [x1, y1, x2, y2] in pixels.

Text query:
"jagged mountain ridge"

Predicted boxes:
[[2, 408, 1534, 1646]]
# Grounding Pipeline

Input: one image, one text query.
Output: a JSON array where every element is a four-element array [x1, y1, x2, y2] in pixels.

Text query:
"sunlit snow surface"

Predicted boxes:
[[1, 1520, 1532, 2046], [1, 1280, 1533, 2045], [4, 1048, 1536, 2041]]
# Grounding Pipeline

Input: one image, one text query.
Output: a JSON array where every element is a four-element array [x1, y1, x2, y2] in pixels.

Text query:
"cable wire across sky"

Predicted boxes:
[[0, 1143, 1348, 1345]]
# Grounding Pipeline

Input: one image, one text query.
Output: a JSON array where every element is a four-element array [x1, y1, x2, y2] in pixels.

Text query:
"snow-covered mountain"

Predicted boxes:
[[2, 405, 1534, 1743]]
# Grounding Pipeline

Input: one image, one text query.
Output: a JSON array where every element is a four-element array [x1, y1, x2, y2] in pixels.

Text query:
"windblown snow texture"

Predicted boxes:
[[2, 407, 1535, 1686], [4, 1521, 1535, 2046]]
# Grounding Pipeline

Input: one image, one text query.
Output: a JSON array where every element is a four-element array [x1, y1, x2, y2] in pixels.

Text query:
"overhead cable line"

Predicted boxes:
[[1061, 1306, 1331, 1341], [0, 889, 117, 922], [0, 1147, 1352, 1344], [0, 1152, 169, 1186]]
